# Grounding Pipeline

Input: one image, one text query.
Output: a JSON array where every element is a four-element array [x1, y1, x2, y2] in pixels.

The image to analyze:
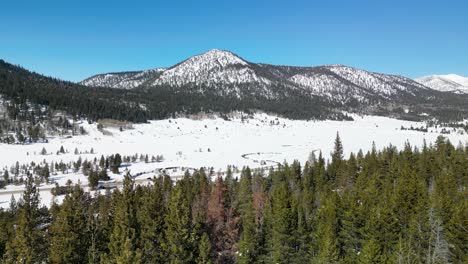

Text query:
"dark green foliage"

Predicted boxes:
[[49, 185, 90, 263], [88, 168, 110, 189], [0, 60, 148, 123], [197, 232, 213, 264], [0, 137, 466, 263], [108, 173, 142, 263], [4, 172, 46, 263], [137, 178, 167, 263], [163, 181, 195, 263]]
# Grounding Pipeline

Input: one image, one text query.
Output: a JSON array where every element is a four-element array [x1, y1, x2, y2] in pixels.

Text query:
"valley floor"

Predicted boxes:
[[1, 113, 466, 208]]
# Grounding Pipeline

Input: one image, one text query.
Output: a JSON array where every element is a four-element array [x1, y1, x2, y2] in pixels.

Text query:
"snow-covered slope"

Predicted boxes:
[[81, 49, 435, 105], [153, 49, 274, 98], [416, 74, 468, 94], [80, 68, 165, 89], [285, 64, 429, 103], [327, 65, 428, 95]]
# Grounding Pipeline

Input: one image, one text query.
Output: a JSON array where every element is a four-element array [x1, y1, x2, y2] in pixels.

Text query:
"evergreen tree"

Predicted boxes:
[[3, 170, 9, 184], [359, 238, 382, 264], [269, 182, 297, 263], [137, 179, 167, 263], [328, 132, 344, 185], [446, 199, 467, 263], [332, 132, 344, 163], [197, 232, 213, 264], [314, 193, 340, 264], [108, 173, 142, 264], [49, 185, 89, 263], [4, 172, 45, 264], [164, 182, 194, 263], [238, 198, 257, 264]]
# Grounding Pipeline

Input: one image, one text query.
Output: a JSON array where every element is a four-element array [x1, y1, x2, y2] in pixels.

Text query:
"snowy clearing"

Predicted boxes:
[[0, 113, 466, 208]]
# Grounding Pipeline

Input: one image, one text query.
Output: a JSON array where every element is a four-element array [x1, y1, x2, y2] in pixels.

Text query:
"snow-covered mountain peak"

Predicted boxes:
[[416, 74, 468, 94], [324, 64, 347, 68], [152, 49, 268, 91], [440, 74, 468, 86], [175, 49, 248, 69]]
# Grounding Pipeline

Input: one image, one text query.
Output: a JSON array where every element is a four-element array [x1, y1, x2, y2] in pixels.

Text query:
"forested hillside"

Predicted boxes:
[[3, 57, 468, 127], [0, 60, 148, 123], [0, 135, 466, 263], [0, 59, 350, 124]]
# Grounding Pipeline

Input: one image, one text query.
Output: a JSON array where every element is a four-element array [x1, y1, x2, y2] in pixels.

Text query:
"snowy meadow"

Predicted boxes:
[[0, 113, 466, 208]]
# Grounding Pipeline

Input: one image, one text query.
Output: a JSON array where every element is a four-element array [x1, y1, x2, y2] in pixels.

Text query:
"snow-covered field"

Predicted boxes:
[[1, 113, 467, 208]]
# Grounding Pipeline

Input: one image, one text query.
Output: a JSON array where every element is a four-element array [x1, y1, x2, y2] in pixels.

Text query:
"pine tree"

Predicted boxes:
[[164, 182, 194, 263], [49, 185, 89, 263], [314, 193, 340, 264], [3, 170, 9, 184], [269, 181, 297, 263], [301, 161, 316, 229], [446, 199, 468, 263], [237, 167, 252, 216], [339, 191, 362, 263], [238, 198, 257, 264], [137, 179, 167, 263], [88, 190, 114, 263], [9, 194, 17, 215], [332, 132, 344, 163], [0, 202, 14, 258], [87, 210, 102, 264], [108, 173, 142, 264], [197, 232, 212, 264], [4, 172, 45, 264], [359, 238, 382, 264], [328, 132, 344, 185], [234, 166, 258, 263], [99, 155, 105, 168]]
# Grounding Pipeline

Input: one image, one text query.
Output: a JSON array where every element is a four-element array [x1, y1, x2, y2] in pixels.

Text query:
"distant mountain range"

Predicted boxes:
[[1, 50, 468, 122], [415, 74, 468, 94]]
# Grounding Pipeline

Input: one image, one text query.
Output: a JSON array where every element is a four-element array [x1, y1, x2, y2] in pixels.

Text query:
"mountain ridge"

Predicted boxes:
[[79, 49, 433, 103], [415, 74, 468, 94], [74, 49, 468, 121], [2, 53, 468, 123]]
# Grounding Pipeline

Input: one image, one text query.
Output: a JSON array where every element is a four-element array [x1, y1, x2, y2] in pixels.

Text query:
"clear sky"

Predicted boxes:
[[1, 0, 467, 82]]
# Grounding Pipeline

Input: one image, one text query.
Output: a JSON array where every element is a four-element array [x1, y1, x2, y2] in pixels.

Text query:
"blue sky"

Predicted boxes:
[[1, 0, 467, 82]]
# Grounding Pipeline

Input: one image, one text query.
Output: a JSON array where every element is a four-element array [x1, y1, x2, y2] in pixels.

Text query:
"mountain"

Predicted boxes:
[[82, 49, 433, 105], [79, 49, 468, 121], [2, 50, 468, 123], [415, 74, 468, 94], [80, 50, 274, 96]]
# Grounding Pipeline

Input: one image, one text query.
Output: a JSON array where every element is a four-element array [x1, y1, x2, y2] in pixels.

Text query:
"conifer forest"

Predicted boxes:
[[0, 135, 466, 264]]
